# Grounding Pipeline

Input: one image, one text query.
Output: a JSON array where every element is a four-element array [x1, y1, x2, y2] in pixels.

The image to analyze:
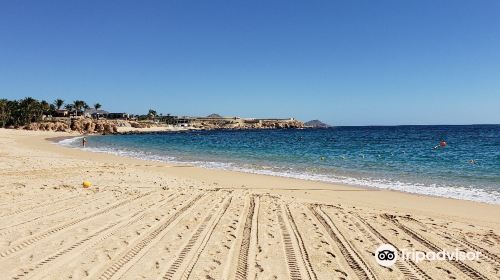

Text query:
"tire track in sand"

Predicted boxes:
[[382, 214, 488, 280], [0, 194, 111, 236], [10, 222, 120, 280], [0, 192, 59, 208], [276, 204, 307, 280], [10, 193, 180, 280], [0, 192, 151, 258], [0, 194, 81, 218], [96, 193, 206, 280], [455, 237, 500, 267], [351, 212, 431, 280], [234, 195, 257, 280], [308, 204, 377, 280], [163, 195, 233, 280], [400, 215, 500, 269], [283, 204, 318, 280]]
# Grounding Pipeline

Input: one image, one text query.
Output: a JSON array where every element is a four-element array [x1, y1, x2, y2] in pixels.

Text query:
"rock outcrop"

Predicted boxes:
[[69, 119, 118, 134], [25, 121, 70, 132], [22, 117, 305, 134], [304, 120, 331, 128], [191, 118, 304, 130], [129, 121, 152, 128], [24, 119, 118, 134]]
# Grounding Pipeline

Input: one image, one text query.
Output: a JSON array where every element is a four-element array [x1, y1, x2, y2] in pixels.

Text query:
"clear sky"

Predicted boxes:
[[1, 1, 499, 125]]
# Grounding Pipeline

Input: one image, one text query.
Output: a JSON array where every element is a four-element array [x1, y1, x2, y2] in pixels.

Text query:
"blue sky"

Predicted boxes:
[[1, 1, 499, 125]]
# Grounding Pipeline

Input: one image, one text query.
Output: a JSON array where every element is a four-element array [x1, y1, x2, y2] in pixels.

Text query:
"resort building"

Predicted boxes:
[[106, 113, 130, 120], [53, 109, 69, 117]]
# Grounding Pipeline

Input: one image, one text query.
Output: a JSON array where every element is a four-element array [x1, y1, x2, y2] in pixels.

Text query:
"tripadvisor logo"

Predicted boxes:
[[375, 244, 397, 267], [375, 244, 481, 267]]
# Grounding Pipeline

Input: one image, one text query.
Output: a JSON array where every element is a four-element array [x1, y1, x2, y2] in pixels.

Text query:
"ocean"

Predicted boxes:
[[59, 125, 500, 204]]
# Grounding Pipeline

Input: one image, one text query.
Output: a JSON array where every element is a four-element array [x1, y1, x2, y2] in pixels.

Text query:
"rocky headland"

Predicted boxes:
[[21, 119, 161, 134], [20, 117, 304, 134]]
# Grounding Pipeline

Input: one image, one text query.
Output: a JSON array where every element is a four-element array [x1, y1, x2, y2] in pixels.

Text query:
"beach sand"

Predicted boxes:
[[0, 128, 499, 279]]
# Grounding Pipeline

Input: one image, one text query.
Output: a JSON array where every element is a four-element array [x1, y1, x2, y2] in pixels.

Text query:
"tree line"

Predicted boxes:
[[0, 97, 101, 128]]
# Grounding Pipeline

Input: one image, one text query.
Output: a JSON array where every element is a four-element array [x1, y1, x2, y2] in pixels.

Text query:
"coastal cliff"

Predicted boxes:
[[21, 117, 304, 134], [191, 118, 304, 130], [22, 119, 156, 134]]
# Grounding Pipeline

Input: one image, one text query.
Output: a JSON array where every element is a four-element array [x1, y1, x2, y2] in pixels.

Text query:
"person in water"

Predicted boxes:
[[434, 139, 447, 149], [439, 139, 447, 148], [82, 137, 87, 148]]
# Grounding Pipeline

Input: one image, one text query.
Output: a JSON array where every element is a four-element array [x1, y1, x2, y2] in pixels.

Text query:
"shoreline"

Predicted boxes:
[[1, 128, 499, 279], [52, 132, 500, 206], [46, 135, 82, 143], [25, 130, 498, 227]]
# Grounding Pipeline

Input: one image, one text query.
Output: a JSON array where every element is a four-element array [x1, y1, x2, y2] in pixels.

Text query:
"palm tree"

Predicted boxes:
[[0, 99, 8, 128], [73, 100, 86, 116], [54, 99, 64, 110], [147, 109, 157, 120], [2, 100, 20, 126], [40, 100, 50, 113], [94, 103, 102, 111], [19, 97, 41, 124], [8, 100, 21, 126], [65, 104, 75, 116]]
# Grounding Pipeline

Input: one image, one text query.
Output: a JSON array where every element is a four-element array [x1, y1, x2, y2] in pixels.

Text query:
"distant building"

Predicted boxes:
[[155, 114, 299, 128], [255, 118, 296, 121], [90, 112, 104, 119], [54, 109, 69, 117], [107, 113, 129, 120], [158, 115, 193, 125], [84, 109, 110, 119], [158, 114, 176, 124]]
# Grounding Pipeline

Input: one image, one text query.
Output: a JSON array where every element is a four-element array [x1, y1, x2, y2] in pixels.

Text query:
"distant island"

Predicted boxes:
[[304, 120, 331, 128]]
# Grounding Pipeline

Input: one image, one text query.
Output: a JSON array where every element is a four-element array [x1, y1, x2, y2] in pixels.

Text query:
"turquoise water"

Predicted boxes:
[[60, 125, 500, 204]]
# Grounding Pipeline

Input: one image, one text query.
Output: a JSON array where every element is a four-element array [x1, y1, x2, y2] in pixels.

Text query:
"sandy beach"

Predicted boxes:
[[0, 128, 499, 279]]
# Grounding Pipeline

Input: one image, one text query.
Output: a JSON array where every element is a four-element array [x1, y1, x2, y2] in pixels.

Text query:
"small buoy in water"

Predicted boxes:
[[320, 156, 326, 161], [82, 181, 92, 188]]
